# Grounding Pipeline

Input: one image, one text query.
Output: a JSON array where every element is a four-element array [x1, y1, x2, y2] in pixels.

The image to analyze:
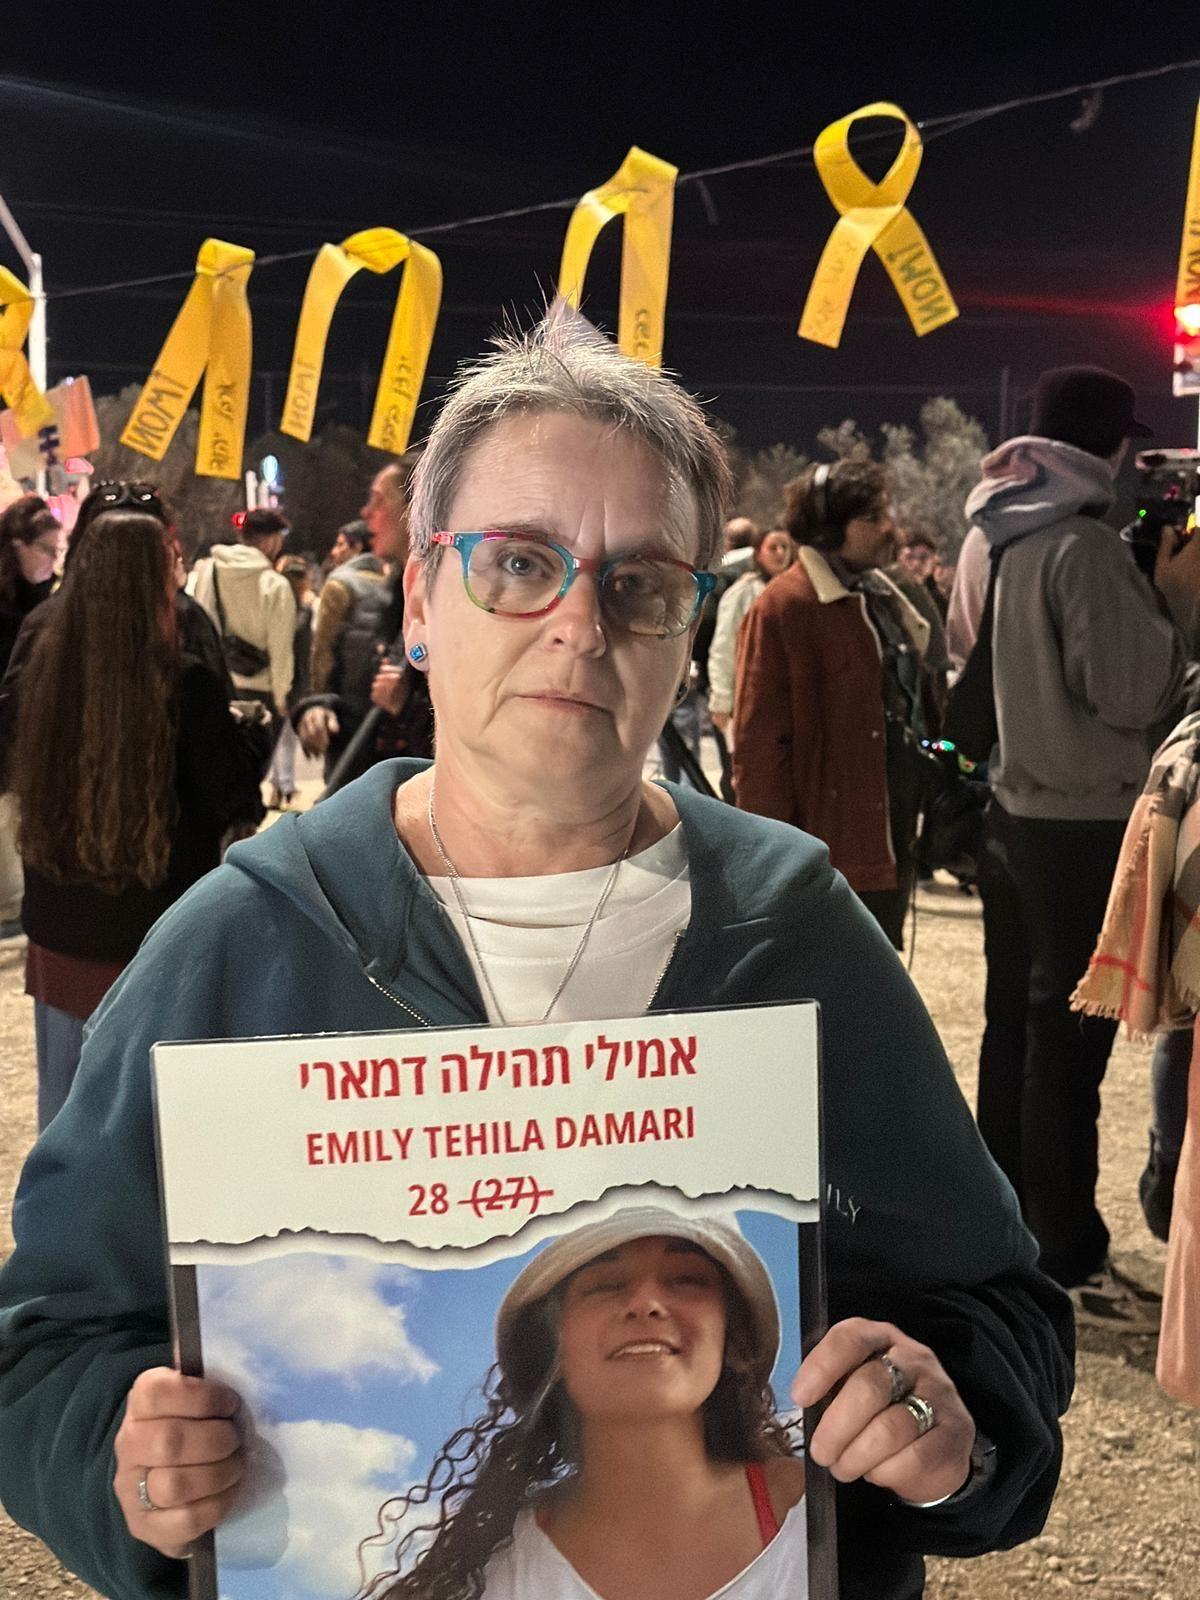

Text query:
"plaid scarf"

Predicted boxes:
[[1072, 713, 1200, 1038]]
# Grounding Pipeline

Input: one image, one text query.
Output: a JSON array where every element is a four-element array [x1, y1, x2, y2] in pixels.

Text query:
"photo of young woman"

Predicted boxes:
[[362, 1206, 807, 1600]]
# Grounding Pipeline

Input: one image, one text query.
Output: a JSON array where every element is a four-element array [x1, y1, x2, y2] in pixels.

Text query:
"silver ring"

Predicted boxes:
[[902, 1394, 936, 1437], [137, 1472, 160, 1514], [876, 1351, 912, 1407]]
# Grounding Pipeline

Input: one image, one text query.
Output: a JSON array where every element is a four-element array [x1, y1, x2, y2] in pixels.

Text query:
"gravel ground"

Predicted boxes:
[[0, 868, 1197, 1599]]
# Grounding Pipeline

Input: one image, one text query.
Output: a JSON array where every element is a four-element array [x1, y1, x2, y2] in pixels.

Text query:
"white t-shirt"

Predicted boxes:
[[480, 1497, 809, 1599], [427, 824, 691, 1025]]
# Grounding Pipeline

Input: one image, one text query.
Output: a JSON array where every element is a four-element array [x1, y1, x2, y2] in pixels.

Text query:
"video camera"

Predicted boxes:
[[1121, 448, 1200, 580]]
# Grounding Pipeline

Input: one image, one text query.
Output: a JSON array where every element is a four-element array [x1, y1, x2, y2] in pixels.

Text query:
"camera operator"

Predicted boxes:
[[960, 366, 1200, 1326]]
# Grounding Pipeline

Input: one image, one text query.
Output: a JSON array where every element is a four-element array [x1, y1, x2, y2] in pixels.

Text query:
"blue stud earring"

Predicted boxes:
[[409, 644, 428, 665]]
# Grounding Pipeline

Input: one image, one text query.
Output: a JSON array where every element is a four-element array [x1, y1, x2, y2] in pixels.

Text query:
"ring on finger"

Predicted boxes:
[[902, 1393, 937, 1437], [875, 1351, 913, 1407], [137, 1471, 161, 1514]]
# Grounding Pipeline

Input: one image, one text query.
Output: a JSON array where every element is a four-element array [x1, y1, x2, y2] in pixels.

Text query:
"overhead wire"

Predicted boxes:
[[9, 53, 1200, 307]]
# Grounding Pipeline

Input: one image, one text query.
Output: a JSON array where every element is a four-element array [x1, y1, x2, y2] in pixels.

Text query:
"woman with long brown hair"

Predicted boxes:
[[4, 508, 263, 1128], [362, 1210, 807, 1600]]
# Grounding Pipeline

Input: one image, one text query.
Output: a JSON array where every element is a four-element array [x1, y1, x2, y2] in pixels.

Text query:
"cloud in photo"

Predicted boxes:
[[200, 1255, 439, 1396], [250, 1418, 419, 1599]]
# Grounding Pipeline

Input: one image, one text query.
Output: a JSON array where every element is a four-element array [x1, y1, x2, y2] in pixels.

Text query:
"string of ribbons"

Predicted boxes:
[[1, 67, 1197, 480]]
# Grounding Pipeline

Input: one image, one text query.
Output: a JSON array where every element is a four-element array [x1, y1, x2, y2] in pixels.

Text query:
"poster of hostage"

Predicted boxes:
[[151, 1001, 830, 1600]]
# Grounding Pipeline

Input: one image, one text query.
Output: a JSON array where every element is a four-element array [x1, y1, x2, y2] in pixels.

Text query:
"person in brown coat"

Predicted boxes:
[[732, 460, 929, 946]]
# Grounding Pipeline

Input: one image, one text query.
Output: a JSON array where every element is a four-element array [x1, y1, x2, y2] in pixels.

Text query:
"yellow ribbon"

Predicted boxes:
[[1176, 100, 1200, 314], [121, 239, 255, 480], [799, 103, 957, 348], [0, 267, 54, 438], [558, 146, 677, 366], [281, 227, 442, 454]]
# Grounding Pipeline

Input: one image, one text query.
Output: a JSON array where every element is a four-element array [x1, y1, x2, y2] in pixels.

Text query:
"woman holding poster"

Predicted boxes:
[[0, 303, 1071, 1600], [365, 1209, 807, 1600]]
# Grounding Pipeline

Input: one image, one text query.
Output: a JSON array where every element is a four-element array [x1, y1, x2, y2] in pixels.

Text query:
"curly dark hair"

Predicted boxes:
[[358, 1258, 792, 1600], [784, 461, 889, 552]]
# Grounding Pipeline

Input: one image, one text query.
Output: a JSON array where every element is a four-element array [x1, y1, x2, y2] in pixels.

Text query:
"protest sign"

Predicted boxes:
[[152, 1002, 832, 1599]]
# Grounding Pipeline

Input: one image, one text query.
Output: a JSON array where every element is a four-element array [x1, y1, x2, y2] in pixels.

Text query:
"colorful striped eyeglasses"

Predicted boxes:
[[432, 531, 716, 640]]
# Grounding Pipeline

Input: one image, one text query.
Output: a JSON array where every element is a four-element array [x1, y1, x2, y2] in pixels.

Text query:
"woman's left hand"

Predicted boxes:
[[791, 1318, 976, 1505]]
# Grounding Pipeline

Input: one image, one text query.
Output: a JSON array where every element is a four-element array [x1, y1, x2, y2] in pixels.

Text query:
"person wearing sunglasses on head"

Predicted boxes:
[[0, 506, 265, 1133], [0, 305, 1070, 1600], [0, 482, 236, 727]]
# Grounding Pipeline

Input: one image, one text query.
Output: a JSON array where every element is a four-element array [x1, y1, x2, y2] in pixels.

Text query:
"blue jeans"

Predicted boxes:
[[34, 1000, 85, 1132], [658, 691, 703, 784], [267, 719, 298, 797]]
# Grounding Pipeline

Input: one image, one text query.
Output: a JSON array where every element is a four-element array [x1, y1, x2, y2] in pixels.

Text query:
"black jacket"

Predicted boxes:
[[0, 573, 52, 682], [291, 573, 433, 783]]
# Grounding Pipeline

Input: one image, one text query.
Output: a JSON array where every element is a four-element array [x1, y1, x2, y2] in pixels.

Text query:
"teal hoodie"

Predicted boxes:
[[0, 761, 1071, 1600]]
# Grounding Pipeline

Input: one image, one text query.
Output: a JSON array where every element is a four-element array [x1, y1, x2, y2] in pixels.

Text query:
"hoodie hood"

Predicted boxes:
[[965, 435, 1116, 551], [222, 759, 482, 1019], [210, 542, 272, 572]]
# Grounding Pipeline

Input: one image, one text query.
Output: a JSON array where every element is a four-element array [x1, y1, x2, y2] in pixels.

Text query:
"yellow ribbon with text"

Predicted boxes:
[[799, 102, 957, 348], [559, 146, 677, 366], [121, 239, 255, 480], [1177, 100, 1200, 313], [0, 267, 54, 438], [281, 228, 442, 454]]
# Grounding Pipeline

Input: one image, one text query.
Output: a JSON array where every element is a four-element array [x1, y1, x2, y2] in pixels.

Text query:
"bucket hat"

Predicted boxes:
[[495, 1206, 781, 1383]]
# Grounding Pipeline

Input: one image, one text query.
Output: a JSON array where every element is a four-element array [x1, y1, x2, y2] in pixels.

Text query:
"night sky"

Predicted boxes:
[[2, 9, 1199, 456]]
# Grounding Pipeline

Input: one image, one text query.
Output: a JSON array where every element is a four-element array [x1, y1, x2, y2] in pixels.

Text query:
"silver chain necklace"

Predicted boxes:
[[426, 787, 632, 1026]]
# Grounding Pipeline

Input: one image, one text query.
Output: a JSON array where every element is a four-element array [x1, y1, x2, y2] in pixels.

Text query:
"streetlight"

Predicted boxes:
[[0, 188, 46, 492]]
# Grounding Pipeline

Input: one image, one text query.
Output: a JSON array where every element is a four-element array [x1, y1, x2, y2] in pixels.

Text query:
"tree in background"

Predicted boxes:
[[731, 442, 809, 528], [92, 390, 394, 562], [92, 387, 242, 560], [243, 425, 396, 558]]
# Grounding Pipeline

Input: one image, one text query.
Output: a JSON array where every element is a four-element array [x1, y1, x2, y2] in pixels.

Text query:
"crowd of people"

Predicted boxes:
[[0, 312, 1195, 1600]]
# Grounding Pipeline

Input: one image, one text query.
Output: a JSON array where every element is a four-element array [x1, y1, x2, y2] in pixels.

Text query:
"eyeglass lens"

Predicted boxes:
[[464, 536, 698, 638]]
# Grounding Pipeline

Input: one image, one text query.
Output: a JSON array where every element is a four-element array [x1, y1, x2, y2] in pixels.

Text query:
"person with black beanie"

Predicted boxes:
[[960, 365, 1200, 1326]]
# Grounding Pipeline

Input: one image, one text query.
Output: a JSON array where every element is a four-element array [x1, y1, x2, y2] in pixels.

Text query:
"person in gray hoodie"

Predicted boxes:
[[964, 365, 1200, 1321]]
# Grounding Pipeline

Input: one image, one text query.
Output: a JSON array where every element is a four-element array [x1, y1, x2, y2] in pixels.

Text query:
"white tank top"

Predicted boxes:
[[480, 1497, 809, 1599]]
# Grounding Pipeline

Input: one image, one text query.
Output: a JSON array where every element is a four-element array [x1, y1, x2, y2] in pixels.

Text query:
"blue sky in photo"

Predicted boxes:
[[200, 1207, 803, 1600]]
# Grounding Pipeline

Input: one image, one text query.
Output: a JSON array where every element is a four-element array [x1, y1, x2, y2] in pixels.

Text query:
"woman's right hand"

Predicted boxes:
[[298, 706, 338, 757], [113, 1369, 244, 1560]]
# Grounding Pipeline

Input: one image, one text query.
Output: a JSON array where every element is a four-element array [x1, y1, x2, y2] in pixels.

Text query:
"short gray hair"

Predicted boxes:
[[409, 300, 732, 572]]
